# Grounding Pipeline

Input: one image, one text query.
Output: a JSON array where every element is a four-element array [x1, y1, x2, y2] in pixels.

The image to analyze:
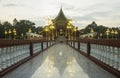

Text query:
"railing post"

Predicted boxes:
[[87, 43, 90, 56], [50, 41, 51, 46], [41, 42, 43, 51], [30, 42, 33, 56], [47, 41, 48, 48], [78, 41, 80, 50], [73, 41, 75, 47]]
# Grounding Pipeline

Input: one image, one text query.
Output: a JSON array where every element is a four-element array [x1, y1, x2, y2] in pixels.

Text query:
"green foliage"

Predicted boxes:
[[0, 21, 12, 38], [15, 20, 35, 37], [0, 18, 43, 39], [79, 21, 120, 39]]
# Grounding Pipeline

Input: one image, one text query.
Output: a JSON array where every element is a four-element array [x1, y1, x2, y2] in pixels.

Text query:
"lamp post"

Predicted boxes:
[[44, 26, 49, 40], [21, 33, 24, 39], [71, 26, 74, 40], [28, 28, 32, 33], [114, 30, 118, 39], [106, 28, 110, 39], [13, 28, 16, 39], [47, 18, 51, 25], [90, 28, 94, 39], [67, 24, 72, 40], [67, 20, 73, 40], [4, 30, 8, 39], [73, 27, 77, 40], [8, 29, 12, 39], [47, 17, 52, 40], [50, 24, 55, 40], [100, 33, 102, 39], [111, 30, 115, 39]]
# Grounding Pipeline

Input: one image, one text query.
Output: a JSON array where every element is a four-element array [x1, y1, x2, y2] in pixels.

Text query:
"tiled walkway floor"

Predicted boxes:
[[2, 43, 116, 78]]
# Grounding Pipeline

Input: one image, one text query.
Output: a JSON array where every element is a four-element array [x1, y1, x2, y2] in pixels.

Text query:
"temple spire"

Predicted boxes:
[[60, 0, 62, 9], [53, 1, 68, 21]]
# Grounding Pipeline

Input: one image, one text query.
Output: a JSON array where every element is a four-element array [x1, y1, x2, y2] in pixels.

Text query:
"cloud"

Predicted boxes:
[[62, 2, 75, 11], [2, 3, 18, 7], [72, 15, 96, 22], [0, 0, 120, 29]]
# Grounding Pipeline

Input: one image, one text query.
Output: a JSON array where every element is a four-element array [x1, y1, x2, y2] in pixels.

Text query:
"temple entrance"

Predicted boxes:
[[58, 28, 65, 36]]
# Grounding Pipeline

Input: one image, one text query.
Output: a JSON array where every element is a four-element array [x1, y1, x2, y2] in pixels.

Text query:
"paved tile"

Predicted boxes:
[[2, 43, 116, 78]]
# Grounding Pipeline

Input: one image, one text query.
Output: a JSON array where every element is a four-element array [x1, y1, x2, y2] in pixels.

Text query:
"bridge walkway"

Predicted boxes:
[[1, 43, 116, 78]]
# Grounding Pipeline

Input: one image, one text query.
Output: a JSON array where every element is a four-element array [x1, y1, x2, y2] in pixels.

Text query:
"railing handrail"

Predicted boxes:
[[68, 39, 120, 47], [0, 39, 52, 48]]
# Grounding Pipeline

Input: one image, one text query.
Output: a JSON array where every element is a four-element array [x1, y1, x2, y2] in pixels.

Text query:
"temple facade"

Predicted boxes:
[[52, 8, 70, 36], [44, 8, 77, 40]]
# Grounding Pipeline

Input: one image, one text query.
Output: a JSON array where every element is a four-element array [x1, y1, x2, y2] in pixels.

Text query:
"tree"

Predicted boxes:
[[0, 21, 12, 38], [35, 27, 43, 34], [0, 22, 4, 38], [13, 18, 18, 26], [15, 20, 36, 38], [0, 19, 44, 39]]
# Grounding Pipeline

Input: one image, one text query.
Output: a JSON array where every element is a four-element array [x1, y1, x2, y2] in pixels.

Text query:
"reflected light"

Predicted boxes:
[[50, 60, 54, 65], [67, 61, 71, 65], [69, 66, 75, 76], [47, 68, 51, 77], [59, 52, 62, 56]]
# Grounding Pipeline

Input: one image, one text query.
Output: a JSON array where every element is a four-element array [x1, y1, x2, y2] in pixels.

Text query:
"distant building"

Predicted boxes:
[[51, 8, 75, 38], [26, 32, 43, 39], [80, 32, 97, 39]]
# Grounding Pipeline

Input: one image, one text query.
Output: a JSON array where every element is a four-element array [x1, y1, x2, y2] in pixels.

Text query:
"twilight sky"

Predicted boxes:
[[0, 0, 120, 29]]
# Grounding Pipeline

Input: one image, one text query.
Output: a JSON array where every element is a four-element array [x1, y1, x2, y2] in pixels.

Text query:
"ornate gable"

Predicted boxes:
[[53, 8, 68, 22], [52, 7, 70, 35]]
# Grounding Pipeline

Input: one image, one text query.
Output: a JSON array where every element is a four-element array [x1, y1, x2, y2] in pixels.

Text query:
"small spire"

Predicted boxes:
[[60, 0, 62, 9]]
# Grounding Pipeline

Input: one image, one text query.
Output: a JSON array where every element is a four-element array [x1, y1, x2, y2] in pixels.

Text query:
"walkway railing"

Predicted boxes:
[[0, 40, 55, 76], [67, 39, 120, 78]]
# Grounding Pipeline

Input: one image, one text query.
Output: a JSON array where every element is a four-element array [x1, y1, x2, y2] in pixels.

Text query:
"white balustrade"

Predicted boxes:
[[0, 44, 30, 71], [109, 47, 114, 67], [90, 44, 120, 71], [43, 42, 47, 49], [75, 42, 78, 49], [48, 42, 50, 47], [6, 47, 11, 67], [80, 43, 87, 53], [33, 43, 41, 54], [72, 42, 74, 47], [1, 48, 7, 69], [113, 47, 119, 69], [118, 48, 120, 71], [0, 48, 2, 71]]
